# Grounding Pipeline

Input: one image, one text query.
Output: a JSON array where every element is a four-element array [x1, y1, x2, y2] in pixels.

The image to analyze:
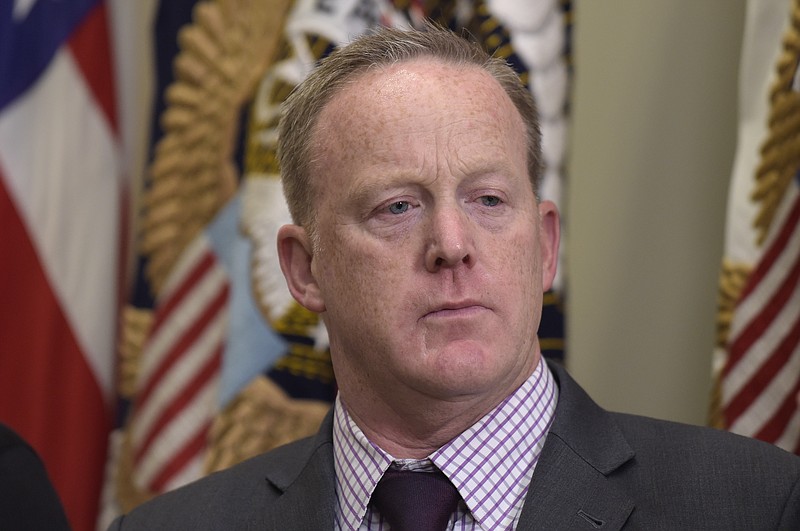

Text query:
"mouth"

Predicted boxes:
[[423, 301, 488, 320]]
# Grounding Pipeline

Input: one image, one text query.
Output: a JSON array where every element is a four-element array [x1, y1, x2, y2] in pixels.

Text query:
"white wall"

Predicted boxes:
[[566, 0, 746, 425]]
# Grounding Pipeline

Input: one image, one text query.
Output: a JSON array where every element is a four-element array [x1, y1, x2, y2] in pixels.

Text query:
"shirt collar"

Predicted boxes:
[[332, 357, 558, 530]]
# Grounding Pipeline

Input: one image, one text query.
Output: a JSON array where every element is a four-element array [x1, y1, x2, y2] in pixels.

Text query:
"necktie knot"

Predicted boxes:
[[370, 468, 461, 531]]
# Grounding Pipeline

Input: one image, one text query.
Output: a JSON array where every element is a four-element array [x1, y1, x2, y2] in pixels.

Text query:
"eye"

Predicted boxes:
[[388, 201, 410, 214], [480, 195, 501, 207]]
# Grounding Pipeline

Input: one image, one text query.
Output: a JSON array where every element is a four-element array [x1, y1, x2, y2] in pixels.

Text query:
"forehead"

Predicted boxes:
[[312, 58, 525, 160], [328, 58, 514, 119]]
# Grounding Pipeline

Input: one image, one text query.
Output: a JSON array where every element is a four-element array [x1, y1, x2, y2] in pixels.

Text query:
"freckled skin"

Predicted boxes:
[[278, 58, 560, 457]]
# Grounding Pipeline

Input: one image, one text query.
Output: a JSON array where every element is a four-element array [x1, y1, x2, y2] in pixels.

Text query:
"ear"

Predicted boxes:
[[276, 224, 326, 313], [538, 200, 560, 292]]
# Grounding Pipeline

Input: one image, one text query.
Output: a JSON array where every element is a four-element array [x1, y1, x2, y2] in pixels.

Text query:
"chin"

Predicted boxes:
[[422, 348, 518, 396]]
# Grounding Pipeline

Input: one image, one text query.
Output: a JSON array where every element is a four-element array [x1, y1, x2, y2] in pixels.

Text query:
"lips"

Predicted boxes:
[[423, 300, 487, 319]]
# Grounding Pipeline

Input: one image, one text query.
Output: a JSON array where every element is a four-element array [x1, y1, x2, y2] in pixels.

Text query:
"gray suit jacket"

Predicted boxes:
[[110, 362, 800, 530], [0, 424, 70, 531]]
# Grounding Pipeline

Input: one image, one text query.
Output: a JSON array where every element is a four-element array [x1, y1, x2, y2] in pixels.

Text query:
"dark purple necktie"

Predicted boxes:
[[370, 468, 461, 531]]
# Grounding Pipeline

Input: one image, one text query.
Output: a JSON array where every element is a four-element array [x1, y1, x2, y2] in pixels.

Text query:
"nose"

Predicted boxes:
[[424, 204, 475, 272]]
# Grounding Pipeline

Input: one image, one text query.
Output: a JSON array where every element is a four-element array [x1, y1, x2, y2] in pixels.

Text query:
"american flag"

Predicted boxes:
[[722, 176, 800, 453], [0, 1, 123, 528], [126, 235, 230, 493], [716, 0, 800, 455]]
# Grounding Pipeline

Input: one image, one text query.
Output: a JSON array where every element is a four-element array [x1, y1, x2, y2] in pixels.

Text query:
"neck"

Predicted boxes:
[[340, 359, 539, 459], [343, 397, 489, 459]]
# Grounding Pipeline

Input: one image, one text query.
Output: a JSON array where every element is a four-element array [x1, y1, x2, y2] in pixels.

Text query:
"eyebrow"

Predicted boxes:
[[346, 173, 425, 206]]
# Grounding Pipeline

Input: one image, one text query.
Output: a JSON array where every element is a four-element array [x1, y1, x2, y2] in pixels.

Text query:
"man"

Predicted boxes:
[[110, 26, 800, 530]]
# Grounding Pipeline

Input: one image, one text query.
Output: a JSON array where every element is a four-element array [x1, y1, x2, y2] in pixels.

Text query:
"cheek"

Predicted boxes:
[[498, 232, 543, 316], [502, 227, 540, 276], [317, 233, 410, 320]]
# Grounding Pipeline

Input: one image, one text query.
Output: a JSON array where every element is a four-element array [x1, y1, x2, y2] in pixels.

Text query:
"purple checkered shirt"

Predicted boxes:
[[332, 357, 558, 531]]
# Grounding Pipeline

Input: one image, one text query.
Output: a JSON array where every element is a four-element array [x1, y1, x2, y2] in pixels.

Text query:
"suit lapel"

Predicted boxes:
[[257, 365, 636, 530], [517, 363, 636, 530], [263, 411, 338, 531]]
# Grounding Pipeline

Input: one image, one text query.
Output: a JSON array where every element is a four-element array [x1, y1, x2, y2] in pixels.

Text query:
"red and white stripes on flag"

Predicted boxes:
[[127, 234, 230, 494], [0, 1, 123, 529], [723, 181, 800, 453], [716, 0, 800, 455]]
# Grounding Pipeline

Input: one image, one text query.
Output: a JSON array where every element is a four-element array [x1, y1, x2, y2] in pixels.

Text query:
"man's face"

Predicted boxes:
[[280, 58, 559, 420]]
